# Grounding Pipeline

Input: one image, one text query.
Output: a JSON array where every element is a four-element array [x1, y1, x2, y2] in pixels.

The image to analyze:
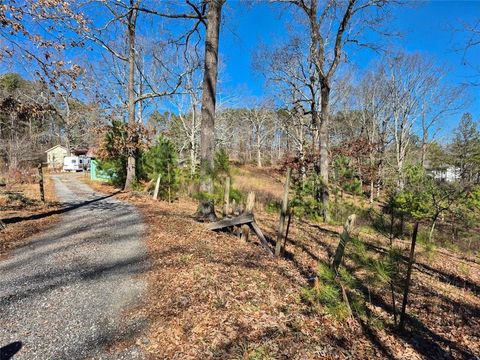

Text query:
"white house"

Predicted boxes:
[[431, 166, 460, 182], [45, 145, 68, 170]]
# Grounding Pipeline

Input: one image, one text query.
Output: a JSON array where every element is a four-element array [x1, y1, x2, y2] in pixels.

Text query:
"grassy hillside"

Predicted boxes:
[[89, 165, 480, 359]]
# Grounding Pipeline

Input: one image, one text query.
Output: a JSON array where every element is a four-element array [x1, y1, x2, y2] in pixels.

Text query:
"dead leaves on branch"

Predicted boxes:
[[98, 121, 152, 160], [0, 1, 87, 84]]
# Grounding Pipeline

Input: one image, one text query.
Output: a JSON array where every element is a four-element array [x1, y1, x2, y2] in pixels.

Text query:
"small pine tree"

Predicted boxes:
[[214, 148, 230, 179], [332, 155, 363, 197], [450, 113, 480, 183], [141, 136, 179, 201]]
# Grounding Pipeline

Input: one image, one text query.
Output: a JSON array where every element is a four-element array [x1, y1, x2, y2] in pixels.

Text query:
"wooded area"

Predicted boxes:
[[0, 1, 479, 359]]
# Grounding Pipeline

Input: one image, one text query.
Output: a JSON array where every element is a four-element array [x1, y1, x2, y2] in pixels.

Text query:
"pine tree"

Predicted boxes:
[[450, 113, 480, 183]]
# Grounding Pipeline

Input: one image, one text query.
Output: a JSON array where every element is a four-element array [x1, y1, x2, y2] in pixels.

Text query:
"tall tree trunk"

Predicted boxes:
[[420, 135, 427, 169], [319, 83, 330, 222], [256, 126, 262, 168], [124, 2, 138, 191], [9, 113, 15, 171], [197, 0, 224, 220], [190, 103, 197, 176], [369, 180, 374, 203], [137, 54, 144, 124]]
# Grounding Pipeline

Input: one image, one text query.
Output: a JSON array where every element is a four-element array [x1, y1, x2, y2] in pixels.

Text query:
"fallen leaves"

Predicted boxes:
[[0, 175, 60, 256], [90, 178, 480, 359]]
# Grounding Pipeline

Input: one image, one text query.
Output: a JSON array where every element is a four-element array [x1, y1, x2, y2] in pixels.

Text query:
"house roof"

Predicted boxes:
[[72, 148, 88, 155], [45, 144, 67, 153], [86, 147, 97, 158]]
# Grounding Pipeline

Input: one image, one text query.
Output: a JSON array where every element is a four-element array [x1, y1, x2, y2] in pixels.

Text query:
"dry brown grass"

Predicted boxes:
[[122, 196, 387, 359], [233, 165, 285, 207], [80, 171, 480, 359], [0, 174, 60, 257]]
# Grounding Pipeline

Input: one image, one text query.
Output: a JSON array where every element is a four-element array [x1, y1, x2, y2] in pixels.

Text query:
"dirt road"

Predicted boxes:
[[0, 174, 147, 359]]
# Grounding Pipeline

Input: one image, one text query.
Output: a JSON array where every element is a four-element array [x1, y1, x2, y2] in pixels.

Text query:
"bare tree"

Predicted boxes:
[[168, 61, 203, 176], [245, 102, 277, 167], [357, 66, 391, 201], [197, 0, 226, 220], [83, 0, 205, 190], [0, 0, 87, 83], [385, 53, 436, 190], [272, 0, 391, 221], [418, 77, 466, 168], [458, 18, 480, 85]]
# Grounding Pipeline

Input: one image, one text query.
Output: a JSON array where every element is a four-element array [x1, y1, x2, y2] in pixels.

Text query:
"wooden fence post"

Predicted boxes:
[[245, 191, 255, 214], [241, 191, 255, 242], [399, 221, 419, 331], [153, 174, 161, 200], [38, 163, 45, 204], [275, 168, 291, 257], [223, 176, 230, 216], [331, 214, 356, 274], [282, 208, 293, 256]]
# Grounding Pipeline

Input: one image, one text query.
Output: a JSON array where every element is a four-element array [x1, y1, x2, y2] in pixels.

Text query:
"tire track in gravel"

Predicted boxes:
[[0, 174, 148, 359]]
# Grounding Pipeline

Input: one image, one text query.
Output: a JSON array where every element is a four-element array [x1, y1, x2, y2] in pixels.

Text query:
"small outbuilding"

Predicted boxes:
[[45, 145, 68, 170]]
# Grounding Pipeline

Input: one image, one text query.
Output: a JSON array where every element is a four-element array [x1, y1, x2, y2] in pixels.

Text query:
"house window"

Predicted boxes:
[[72, 159, 76, 164]]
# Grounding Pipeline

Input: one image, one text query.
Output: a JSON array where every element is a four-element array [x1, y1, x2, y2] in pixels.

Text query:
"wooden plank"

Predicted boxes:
[[249, 221, 273, 256], [206, 213, 254, 230]]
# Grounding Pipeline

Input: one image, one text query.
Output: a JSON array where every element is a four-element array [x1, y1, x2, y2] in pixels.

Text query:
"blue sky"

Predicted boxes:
[[2, 0, 478, 140], [219, 1, 480, 140]]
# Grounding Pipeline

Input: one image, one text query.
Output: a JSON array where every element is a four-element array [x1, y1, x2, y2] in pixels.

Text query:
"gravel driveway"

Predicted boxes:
[[0, 174, 147, 359]]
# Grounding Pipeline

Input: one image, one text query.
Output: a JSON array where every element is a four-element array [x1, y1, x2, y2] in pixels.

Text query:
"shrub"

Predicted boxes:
[[140, 136, 179, 201], [290, 173, 324, 221], [97, 120, 150, 188], [332, 155, 363, 197], [300, 263, 357, 321], [192, 149, 246, 207], [195, 181, 244, 207], [97, 157, 126, 188], [214, 148, 230, 179], [265, 200, 281, 214]]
